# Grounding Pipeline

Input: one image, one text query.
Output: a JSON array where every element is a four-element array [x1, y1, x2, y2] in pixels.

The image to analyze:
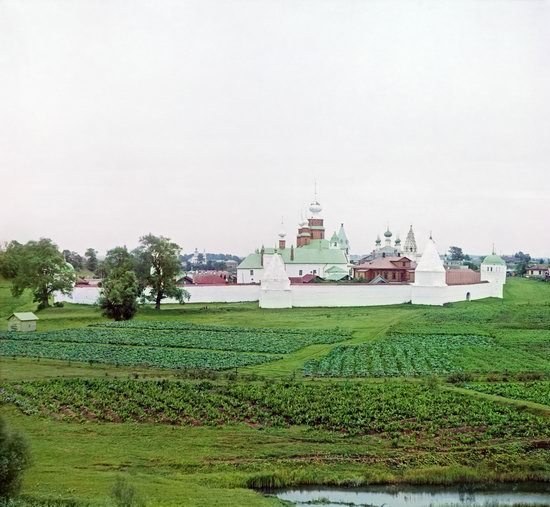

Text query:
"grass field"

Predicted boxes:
[[0, 277, 549, 506]]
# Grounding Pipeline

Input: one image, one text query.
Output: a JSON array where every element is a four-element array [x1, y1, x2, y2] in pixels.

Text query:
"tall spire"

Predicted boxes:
[[309, 179, 322, 216], [404, 225, 417, 254]]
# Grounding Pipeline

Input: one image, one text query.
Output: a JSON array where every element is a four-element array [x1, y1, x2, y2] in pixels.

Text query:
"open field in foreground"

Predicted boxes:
[[0, 277, 549, 506]]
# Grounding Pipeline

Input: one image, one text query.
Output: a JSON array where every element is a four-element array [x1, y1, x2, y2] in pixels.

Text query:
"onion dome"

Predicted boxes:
[[384, 227, 392, 238], [375, 235, 381, 245], [309, 200, 322, 216], [278, 218, 286, 238], [395, 236, 401, 245]]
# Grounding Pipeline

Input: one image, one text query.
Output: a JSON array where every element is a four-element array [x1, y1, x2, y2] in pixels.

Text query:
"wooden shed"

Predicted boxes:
[[7, 312, 39, 332]]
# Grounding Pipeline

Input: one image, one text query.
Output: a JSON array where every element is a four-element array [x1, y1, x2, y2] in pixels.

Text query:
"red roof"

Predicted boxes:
[[192, 274, 228, 285], [355, 256, 416, 271], [445, 269, 482, 285], [289, 274, 320, 284]]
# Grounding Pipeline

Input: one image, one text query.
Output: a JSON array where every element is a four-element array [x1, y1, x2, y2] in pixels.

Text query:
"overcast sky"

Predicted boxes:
[[1, 0, 549, 258]]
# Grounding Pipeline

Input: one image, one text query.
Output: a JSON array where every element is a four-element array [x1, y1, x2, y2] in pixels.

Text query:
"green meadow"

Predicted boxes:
[[0, 277, 549, 506]]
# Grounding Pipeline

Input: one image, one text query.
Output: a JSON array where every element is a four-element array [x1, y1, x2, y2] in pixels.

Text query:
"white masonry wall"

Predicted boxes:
[[56, 281, 503, 307], [291, 284, 412, 307], [54, 285, 261, 305]]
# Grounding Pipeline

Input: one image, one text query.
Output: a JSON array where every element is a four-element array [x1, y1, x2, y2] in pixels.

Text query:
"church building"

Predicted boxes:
[[237, 197, 350, 284]]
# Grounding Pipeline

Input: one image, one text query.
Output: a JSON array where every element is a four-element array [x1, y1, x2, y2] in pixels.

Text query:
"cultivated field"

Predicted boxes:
[[0, 277, 549, 506]]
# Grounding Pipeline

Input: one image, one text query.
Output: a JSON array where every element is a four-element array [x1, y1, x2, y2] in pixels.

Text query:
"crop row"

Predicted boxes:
[[0, 326, 346, 354], [2, 379, 549, 443], [92, 320, 351, 339], [303, 334, 489, 377], [0, 339, 279, 370], [303, 334, 550, 378], [464, 381, 550, 407]]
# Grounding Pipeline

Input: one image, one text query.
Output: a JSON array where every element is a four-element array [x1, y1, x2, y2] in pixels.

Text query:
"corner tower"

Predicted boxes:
[[480, 249, 506, 287]]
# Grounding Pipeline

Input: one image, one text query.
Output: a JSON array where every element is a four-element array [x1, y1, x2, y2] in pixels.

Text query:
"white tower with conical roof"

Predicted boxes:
[[259, 254, 292, 308], [414, 237, 447, 287], [411, 237, 448, 305]]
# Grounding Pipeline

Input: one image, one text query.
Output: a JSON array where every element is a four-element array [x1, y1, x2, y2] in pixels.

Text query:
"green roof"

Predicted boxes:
[[301, 239, 330, 250], [8, 312, 39, 321], [238, 245, 348, 268], [324, 272, 349, 281], [237, 253, 263, 269], [482, 254, 506, 266], [325, 265, 348, 273]]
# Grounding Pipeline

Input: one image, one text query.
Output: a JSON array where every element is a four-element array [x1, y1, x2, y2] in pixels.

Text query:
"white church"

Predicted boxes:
[[237, 198, 351, 284]]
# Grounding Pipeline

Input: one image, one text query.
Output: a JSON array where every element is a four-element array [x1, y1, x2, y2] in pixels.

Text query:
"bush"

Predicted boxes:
[[111, 477, 145, 507], [0, 416, 32, 499], [447, 372, 474, 384]]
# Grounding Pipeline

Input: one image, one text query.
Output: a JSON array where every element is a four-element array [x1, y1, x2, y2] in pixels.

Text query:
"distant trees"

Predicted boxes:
[[514, 251, 531, 276], [448, 246, 465, 261], [62, 249, 85, 271], [85, 248, 99, 273], [0, 239, 76, 309], [0, 415, 31, 500], [136, 234, 190, 310]]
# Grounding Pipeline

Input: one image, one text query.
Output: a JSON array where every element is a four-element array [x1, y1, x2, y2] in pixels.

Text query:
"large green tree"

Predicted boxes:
[[2, 239, 76, 309], [0, 415, 32, 499], [98, 268, 141, 321], [97, 246, 142, 320], [136, 234, 189, 310], [98, 246, 135, 277], [0, 241, 23, 279]]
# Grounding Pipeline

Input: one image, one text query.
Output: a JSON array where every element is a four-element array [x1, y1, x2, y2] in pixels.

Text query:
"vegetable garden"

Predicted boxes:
[[464, 381, 550, 407], [303, 334, 550, 378], [0, 321, 350, 370], [3, 378, 549, 444]]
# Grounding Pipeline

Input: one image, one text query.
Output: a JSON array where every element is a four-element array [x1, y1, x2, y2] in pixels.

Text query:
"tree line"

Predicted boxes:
[[0, 234, 190, 320]]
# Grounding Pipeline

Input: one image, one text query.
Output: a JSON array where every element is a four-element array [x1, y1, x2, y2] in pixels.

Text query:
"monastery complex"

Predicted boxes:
[[56, 194, 507, 308]]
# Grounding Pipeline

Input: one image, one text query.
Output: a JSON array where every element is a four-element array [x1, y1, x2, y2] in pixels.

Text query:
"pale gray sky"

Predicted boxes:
[[1, 0, 549, 257]]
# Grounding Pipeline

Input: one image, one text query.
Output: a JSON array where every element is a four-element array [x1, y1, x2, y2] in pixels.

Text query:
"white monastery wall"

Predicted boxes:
[[55, 285, 260, 305], [56, 281, 503, 308], [290, 284, 412, 307], [56, 287, 101, 305], [237, 268, 263, 284]]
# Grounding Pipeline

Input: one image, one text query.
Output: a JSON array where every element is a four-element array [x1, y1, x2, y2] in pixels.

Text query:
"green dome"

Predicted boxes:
[[384, 228, 392, 238], [482, 254, 505, 266]]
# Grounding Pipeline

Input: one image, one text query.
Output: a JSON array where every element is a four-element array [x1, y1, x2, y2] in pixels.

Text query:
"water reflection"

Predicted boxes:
[[269, 483, 550, 506]]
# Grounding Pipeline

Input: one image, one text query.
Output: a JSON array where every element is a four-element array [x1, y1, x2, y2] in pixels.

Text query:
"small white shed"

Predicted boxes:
[[7, 312, 39, 332]]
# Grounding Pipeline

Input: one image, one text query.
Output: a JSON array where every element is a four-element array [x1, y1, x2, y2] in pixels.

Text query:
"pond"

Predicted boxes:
[[268, 483, 550, 506]]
